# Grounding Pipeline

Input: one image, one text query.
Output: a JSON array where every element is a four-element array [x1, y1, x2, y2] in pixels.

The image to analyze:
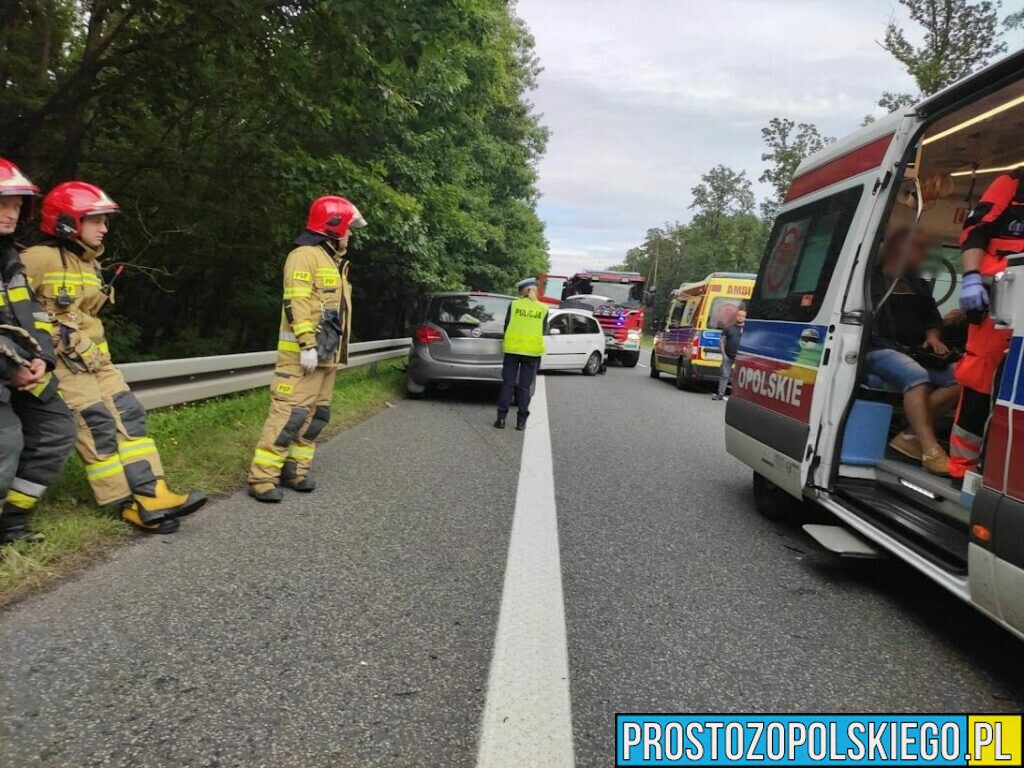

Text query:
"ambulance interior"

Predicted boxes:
[[835, 78, 1024, 572]]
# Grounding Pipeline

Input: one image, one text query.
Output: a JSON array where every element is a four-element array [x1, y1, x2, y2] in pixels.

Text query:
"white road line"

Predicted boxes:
[[476, 376, 575, 768]]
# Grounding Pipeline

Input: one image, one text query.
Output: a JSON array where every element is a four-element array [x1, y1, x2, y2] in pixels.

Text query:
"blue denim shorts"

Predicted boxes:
[[864, 347, 958, 393]]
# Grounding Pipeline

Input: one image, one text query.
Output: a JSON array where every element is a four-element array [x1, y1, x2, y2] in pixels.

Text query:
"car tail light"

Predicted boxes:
[[414, 325, 444, 344], [691, 335, 701, 359]]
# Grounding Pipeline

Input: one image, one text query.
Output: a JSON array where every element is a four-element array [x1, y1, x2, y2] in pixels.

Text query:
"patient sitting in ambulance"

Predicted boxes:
[[865, 227, 961, 476]]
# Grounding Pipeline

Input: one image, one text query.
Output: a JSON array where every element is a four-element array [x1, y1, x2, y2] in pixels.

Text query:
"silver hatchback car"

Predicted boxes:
[[406, 292, 514, 395]]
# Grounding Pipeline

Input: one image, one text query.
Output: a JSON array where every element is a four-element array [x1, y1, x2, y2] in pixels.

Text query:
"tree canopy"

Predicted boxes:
[[0, 0, 549, 360], [876, 0, 1008, 110]]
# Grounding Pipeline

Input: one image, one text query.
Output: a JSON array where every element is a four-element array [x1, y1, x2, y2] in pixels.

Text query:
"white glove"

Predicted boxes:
[[300, 348, 319, 373]]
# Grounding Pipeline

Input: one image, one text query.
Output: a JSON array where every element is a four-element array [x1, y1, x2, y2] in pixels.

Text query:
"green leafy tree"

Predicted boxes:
[[0, 0, 549, 359], [877, 0, 1008, 110], [759, 118, 833, 221]]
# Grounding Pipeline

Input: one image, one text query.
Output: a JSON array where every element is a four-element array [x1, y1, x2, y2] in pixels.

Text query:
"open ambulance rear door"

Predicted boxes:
[[725, 114, 916, 499]]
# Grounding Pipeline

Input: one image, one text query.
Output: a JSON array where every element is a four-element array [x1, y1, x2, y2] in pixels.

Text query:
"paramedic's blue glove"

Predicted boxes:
[[959, 272, 989, 312]]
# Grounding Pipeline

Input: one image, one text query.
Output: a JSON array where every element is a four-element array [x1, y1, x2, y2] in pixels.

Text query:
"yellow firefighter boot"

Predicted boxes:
[[122, 502, 181, 534], [134, 479, 208, 522]]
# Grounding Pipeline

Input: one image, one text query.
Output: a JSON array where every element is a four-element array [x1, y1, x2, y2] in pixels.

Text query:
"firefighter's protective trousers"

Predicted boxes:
[[0, 385, 77, 516], [55, 355, 166, 505], [949, 171, 1023, 479], [248, 240, 351, 487], [20, 241, 170, 505]]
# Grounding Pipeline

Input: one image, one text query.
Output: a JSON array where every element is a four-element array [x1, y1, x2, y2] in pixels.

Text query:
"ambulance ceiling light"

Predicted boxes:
[[950, 161, 1024, 177], [922, 93, 1024, 146]]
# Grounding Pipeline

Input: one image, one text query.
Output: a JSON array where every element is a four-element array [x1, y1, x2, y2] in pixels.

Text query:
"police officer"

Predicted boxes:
[[0, 159, 77, 544], [495, 278, 548, 431], [20, 181, 206, 533], [949, 170, 1024, 481], [248, 196, 366, 503]]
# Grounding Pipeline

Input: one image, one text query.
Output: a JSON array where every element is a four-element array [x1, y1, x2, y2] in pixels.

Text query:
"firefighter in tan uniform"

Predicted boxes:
[[20, 181, 206, 533], [248, 196, 365, 503]]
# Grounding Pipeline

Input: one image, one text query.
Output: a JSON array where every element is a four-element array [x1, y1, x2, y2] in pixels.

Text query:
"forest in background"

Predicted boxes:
[[0, 0, 549, 360]]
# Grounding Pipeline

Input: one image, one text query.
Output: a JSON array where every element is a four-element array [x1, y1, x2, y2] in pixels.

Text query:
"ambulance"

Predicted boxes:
[[725, 50, 1024, 639], [650, 272, 754, 388]]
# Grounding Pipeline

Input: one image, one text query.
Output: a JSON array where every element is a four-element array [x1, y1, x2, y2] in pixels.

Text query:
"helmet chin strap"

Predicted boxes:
[[323, 237, 347, 261]]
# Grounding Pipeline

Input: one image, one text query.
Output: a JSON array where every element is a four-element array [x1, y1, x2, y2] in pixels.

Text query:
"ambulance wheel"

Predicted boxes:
[[674, 359, 690, 390], [621, 351, 640, 368], [752, 471, 816, 523], [583, 351, 602, 376], [649, 351, 660, 379]]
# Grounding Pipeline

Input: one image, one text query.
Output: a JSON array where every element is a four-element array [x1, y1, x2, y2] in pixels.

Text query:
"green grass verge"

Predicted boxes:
[[0, 363, 405, 606]]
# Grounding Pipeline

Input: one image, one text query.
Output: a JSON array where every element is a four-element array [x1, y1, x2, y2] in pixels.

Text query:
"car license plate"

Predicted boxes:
[[704, 351, 721, 361]]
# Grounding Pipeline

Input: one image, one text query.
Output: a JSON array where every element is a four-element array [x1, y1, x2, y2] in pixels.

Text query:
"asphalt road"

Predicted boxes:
[[2, 363, 1023, 767]]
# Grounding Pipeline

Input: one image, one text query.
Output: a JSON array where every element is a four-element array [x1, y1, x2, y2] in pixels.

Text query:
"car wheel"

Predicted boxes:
[[583, 351, 602, 376], [674, 359, 689, 390], [649, 350, 660, 379], [406, 375, 427, 398], [621, 351, 640, 368], [752, 471, 820, 523]]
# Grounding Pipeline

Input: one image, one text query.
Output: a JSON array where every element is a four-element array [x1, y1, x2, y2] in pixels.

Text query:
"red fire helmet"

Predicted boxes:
[[0, 158, 40, 198], [306, 196, 367, 240], [40, 181, 120, 238]]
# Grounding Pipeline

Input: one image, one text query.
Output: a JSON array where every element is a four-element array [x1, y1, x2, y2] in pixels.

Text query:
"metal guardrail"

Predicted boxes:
[[118, 338, 411, 409]]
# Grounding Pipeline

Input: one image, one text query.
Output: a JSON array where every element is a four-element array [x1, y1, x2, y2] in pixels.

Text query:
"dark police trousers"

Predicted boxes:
[[0, 388, 77, 513], [497, 354, 540, 417]]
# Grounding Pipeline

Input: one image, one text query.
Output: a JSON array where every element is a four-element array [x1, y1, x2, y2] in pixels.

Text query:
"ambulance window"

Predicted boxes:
[[749, 186, 863, 321], [680, 299, 698, 327], [668, 301, 686, 328]]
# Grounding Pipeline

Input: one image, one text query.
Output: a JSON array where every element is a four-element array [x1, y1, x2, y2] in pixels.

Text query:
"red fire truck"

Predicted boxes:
[[538, 271, 650, 367]]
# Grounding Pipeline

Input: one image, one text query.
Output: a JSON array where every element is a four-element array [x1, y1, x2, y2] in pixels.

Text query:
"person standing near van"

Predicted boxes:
[[248, 196, 365, 503], [0, 159, 77, 544], [713, 307, 746, 401], [495, 278, 547, 431], [20, 181, 206, 533], [948, 171, 1024, 482]]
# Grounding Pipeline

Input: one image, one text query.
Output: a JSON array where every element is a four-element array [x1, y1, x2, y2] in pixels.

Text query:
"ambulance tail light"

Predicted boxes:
[[414, 325, 444, 345], [691, 335, 701, 360]]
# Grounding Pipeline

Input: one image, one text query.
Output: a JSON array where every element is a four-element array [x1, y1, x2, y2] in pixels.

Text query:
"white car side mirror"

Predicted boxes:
[[549, 328, 562, 335]]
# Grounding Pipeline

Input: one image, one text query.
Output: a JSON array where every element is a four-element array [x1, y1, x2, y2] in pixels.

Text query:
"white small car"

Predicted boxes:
[[542, 308, 606, 375]]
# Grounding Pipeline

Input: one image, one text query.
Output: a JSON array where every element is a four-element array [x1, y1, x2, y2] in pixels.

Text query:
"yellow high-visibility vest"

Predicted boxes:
[[503, 298, 548, 357]]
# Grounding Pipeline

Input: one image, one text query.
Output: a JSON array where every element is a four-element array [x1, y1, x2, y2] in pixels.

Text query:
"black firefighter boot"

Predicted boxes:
[[494, 413, 507, 429], [280, 460, 316, 493], [0, 504, 44, 545], [516, 414, 528, 431]]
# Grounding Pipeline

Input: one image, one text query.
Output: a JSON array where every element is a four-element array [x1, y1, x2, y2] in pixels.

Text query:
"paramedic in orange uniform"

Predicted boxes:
[[949, 170, 1023, 481]]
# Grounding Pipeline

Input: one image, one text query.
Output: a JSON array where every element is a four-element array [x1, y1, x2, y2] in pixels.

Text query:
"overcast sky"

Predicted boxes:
[[515, 0, 1024, 275]]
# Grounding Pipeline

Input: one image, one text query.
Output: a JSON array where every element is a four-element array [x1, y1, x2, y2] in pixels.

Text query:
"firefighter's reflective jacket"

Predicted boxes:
[[0, 235, 56, 401], [19, 240, 110, 361], [277, 242, 352, 365]]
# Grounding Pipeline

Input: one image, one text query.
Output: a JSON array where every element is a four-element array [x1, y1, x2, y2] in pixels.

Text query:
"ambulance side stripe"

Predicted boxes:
[[784, 134, 893, 203]]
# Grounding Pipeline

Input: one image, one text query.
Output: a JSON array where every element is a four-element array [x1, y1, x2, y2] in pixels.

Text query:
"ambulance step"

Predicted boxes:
[[802, 524, 883, 559], [834, 479, 968, 574]]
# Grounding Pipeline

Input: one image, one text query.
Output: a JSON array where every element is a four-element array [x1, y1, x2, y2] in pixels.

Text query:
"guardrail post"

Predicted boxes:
[[369, 360, 379, 376]]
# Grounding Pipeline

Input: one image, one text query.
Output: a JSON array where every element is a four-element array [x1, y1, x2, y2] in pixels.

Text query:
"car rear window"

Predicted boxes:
[[428, 295, 511, 338], [705, 296, 744, 330]]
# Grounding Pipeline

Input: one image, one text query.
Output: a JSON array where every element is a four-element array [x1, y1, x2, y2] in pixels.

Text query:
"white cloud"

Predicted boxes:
[[516, 0, 1023, 271]]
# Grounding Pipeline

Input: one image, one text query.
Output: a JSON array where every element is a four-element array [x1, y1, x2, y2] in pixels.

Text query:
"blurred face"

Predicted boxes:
[[884, 232, 928, 273], [0, 196, 23, 235], [79, 213, 109, 248], [736, 309, 747, 324]]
